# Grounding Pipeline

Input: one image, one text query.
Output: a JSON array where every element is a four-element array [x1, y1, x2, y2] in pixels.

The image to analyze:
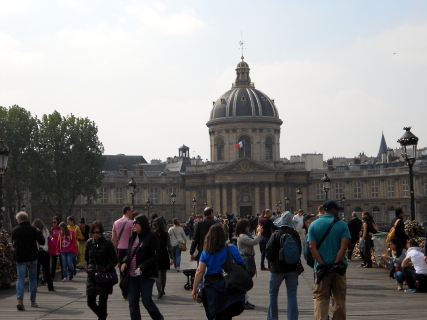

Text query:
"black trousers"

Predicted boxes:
[[87, 294, 109, 320], [51, 254, 63, 280], [403, 266, 427, 291], [37, 250, 54, 290]]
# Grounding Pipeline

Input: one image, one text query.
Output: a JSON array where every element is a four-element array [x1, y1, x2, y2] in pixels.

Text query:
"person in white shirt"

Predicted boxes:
[[402, 239, 427, 293], [168, 218, 187, 272], [293, 209, 305, 250]]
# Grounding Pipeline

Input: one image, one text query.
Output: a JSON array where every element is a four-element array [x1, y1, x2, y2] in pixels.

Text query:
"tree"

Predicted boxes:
[[33, 111, 105, 221], [0, 105, 39, 229]]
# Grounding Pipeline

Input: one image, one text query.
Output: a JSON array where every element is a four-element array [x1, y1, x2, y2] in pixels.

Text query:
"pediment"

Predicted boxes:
[[214, 157, 277, 174]]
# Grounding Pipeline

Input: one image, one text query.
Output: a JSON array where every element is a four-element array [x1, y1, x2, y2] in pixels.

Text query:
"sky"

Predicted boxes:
[[1, 0, 427, 163]]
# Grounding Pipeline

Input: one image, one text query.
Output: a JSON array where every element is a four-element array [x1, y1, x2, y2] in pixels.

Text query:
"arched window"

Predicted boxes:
[[388, 206, 395, 222], [372, 206, 381, 223], [265, 136, 273, 160], [354, 206, 363, 214], [217, 138, 225, 161], [238, 135, 251, 158]]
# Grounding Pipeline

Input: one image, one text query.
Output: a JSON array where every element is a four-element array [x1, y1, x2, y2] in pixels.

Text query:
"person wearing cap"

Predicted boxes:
[[293, 209, 305, 252], [307, 200, 351, 320], [77, 218, 90, 269]]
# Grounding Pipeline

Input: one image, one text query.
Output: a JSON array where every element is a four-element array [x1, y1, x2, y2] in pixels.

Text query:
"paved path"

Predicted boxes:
[[0, 246, 426, 320]]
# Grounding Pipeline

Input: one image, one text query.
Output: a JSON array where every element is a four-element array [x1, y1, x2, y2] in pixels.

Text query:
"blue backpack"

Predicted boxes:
[[278, 231, 300, 265]]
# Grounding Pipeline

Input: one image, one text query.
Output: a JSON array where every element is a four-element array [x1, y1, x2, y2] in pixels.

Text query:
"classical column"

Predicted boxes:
[[271, 184, 277, 211], [214, 184, 221, 212], [222, 184, 227, 214], [255, 184, 260, 214], [206, 185, 212, 209], [232, 184, 238, 215], [265, 184, 270, 210]]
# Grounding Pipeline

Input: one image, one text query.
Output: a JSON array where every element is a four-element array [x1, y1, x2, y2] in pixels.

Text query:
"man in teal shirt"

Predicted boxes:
[[307, 200, 351, 320]]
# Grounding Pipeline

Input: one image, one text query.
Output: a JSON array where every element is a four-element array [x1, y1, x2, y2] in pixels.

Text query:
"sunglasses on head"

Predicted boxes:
[[91, 231, 102, 234]]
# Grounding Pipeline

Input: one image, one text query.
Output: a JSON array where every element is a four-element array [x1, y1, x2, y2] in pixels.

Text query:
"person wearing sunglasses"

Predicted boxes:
[[85, 220, 118, 320], [121, 214, 164, 320], [50, 216, 62, 281]]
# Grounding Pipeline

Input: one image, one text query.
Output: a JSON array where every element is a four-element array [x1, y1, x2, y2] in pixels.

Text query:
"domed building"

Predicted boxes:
[[207, 57, 282, 162]]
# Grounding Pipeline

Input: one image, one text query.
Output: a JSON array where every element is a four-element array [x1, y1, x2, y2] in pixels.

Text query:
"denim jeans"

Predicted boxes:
[[16, 260, 38, 301], [172, 246, 181, 269], [394, 271, 405, 283], [268, 271, 299, 320], [128, 276, 164, 320], [260, 237, 270, 269], [60, 252, 74, 279]]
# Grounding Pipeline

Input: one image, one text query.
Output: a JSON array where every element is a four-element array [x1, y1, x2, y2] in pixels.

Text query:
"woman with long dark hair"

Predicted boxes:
[[359, 214, 377, 268], [32, 219, 55, 292], [191, 224, 245, 320], [56, 222, 78, 282], [67, 216, 83, 275], [121, 214, 164, 320], [85, 220, 118, 320], [379, 237, 407, 290], [152, 217, 173, 299]]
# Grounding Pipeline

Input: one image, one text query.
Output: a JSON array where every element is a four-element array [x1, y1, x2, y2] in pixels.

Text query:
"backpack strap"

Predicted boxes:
[[118, 219, 130, 243]]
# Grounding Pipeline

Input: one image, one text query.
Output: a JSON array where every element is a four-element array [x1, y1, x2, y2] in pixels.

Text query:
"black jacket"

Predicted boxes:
[[85, 236, 118, 295], [11, 221, 45, 263], [390, 217, 409, 246], [265, 227, 301, 273], [347, 217, 362, 240], [190, 216, 218, 260], [122, 230, 159, 279]]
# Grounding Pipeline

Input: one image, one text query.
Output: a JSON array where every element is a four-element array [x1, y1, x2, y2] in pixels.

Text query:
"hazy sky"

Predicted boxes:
[[1, 1, 427, 162]]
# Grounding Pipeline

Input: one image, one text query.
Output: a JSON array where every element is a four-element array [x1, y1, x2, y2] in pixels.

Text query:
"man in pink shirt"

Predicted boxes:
[[112, 205, 134, 300]]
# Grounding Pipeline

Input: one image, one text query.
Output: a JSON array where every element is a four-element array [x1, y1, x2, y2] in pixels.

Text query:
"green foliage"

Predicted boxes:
[[0, 105, 38, 228], [33, 111, 105, 220], [0, 106, 105, 223]]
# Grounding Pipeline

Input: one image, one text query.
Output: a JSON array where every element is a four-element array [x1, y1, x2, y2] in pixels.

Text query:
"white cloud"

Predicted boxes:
[[123, 3, 206, 35]]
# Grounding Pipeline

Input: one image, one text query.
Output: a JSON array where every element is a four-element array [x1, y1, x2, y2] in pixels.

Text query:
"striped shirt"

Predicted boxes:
[[129, 238, 139, 277]]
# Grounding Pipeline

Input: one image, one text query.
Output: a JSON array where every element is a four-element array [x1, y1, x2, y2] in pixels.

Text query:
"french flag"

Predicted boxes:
[[236, 140, 245, 149]]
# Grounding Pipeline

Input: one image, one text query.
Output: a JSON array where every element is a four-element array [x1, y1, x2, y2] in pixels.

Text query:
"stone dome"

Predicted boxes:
[[208, 57, 281, 124]]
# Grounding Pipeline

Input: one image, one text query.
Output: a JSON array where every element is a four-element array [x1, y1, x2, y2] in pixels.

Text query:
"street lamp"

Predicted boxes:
[[21, 203, 26, 212], [0, 139, 10, 230], [170, 192, 177, 216], [321, 173, 331, 201], [277, 200, 282, 211], [284, 197, 289, 211], [398, 127, 419, 221], [128, 177, 137, 209], [341, 195, 346, 218], [296, 188, 303, 210], [192, 198, 197, 215], [144, 199, 153, 214]]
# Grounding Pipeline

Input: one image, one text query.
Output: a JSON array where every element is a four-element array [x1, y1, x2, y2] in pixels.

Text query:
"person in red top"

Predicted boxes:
[[56, 222, 78, 282], [50, 216, 61, 281], [258, 209, 277, 270]]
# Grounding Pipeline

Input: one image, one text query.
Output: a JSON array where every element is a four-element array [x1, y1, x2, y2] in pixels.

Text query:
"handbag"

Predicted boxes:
[[119, 240, 140, 292], [93, 244, 118, 285], [242, 254, 256, 278], [172, 228, 187, 252], [221, 246, 253, 293]]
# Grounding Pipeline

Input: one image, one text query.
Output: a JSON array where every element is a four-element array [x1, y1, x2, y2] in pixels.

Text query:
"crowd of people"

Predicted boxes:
[[9, 200, 427, 320]]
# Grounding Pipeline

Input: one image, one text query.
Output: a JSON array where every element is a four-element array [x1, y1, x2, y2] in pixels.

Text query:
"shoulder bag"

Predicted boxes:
[[172, 228, 187, 252], [119, 240, 139, 292], [221, 246, 253, 293], [93, 243, 118, 285]]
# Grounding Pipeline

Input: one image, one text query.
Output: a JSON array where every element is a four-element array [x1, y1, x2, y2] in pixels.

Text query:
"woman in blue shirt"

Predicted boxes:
[[191, 224, 245, 320]]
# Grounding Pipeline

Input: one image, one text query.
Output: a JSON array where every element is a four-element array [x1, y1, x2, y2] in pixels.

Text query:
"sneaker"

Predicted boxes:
[[357, 264, 366, 268], [62, 277, 68, 282], [404, 289, 417, 293], [397, 284, 403, 291], [31, 301, 38, 308], [244, 301, 255, 310], [363, 264, 372, 268]]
